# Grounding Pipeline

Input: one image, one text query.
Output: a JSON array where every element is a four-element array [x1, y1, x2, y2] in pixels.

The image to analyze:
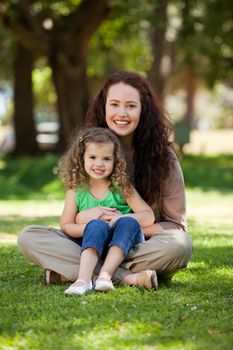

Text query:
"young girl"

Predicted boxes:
[[57, 127, 156, 295]]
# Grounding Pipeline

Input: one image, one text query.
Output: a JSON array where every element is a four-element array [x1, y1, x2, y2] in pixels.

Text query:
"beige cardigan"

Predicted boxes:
[[154, 158, 187, 232], [125, 149, 187, 232]]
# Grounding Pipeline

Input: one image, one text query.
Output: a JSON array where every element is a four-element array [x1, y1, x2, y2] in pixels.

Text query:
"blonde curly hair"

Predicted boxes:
[[57, 127, 133, 197]]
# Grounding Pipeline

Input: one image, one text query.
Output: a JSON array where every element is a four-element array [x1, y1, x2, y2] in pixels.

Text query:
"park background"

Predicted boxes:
[[0, 1, 232, 350]]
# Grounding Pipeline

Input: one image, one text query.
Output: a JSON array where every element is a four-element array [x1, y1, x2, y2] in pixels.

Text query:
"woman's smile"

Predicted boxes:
[[105, 83, 141, 139], [113, 119, 130, 127]]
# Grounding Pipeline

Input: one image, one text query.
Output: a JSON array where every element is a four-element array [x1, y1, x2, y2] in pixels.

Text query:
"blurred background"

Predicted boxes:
[[0, 4, 232, 348], [0, 0, 232, 155]]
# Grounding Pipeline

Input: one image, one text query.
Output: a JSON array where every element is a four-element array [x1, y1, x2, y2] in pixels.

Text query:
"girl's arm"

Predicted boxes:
[[75, 206, 120, 224], [108, 188, 155, 228], [125, 188, 155, 227], [60, 189, 86, 238]]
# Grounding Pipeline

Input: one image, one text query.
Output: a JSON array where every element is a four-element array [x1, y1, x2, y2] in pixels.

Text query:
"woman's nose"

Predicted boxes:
[[118, 107, 128, 117]]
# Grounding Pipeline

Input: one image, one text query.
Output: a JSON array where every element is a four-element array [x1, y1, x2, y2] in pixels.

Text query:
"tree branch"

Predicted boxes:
[[0, 2, 49, 56], [68, 0, 110, 39]]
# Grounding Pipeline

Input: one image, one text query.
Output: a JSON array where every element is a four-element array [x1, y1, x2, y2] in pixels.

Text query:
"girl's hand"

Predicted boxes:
[[75, 206, 118, 224], [108, 213, 123, 227], [100, 209, 122, 223]]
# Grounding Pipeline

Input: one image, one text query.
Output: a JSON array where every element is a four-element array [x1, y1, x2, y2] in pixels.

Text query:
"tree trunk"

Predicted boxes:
[[1, 0, 109, 154], [13, 43, 39, 154], [50, 53, 89, 152], [185, 70, 196, 125], [148, 0, 168, 104]]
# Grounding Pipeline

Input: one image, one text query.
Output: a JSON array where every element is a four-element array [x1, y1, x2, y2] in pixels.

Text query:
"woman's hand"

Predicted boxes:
[[75, 206, 120, 224]]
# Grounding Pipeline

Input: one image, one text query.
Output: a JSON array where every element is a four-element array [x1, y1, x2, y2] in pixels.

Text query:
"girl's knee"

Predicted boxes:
[[115, 216, 140, 230], [84, 219, 111, 241], [86, 219, 109, 230]]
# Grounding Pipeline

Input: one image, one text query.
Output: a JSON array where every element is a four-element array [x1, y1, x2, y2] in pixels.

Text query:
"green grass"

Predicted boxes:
[[0, 154, 233, 350]]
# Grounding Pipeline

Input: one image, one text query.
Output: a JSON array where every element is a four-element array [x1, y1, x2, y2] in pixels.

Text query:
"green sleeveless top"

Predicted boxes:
[[75, 187, 132, 214]]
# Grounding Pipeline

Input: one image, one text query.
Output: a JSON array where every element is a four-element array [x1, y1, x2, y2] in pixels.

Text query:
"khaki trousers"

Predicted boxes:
[[17, 225, 193, 282]]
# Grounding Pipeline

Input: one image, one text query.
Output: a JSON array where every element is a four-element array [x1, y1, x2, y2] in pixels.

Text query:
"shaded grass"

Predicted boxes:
[[181, 154, 233, 193], [0, 154, 64, 200], [0, 154, 233, 201], [0, 215, 59, 235]]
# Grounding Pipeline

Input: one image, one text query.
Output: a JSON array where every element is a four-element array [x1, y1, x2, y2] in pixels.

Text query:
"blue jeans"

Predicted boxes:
[[81, 217, 144, 259]]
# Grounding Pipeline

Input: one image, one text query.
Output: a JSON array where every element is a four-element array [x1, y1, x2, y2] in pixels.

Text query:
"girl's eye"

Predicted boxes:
[[89, 156, 95, 159], [110, 103, 118, 107], [104, 158, 111, 161], [128, 104, 136, 109]]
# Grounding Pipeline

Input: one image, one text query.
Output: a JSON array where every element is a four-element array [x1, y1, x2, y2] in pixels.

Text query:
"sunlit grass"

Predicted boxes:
[[0, 154, 232, 349]]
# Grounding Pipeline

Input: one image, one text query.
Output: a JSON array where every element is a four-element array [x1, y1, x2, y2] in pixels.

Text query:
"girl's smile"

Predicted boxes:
[[84, 142, 115, 180]]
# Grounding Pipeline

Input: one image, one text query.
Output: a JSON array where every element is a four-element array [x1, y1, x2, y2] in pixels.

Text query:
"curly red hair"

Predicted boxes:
[[86, 71, 176, 204]]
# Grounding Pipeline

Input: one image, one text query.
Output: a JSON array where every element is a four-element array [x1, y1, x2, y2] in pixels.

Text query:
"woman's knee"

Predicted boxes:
[[17, 225, 54, 255], [167, 231, 193, 260], [17, 226, 32, 248], [17, 226, 36, 253]]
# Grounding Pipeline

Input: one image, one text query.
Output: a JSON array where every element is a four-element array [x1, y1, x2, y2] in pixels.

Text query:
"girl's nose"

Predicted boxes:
[[95, 159, 104, 167]]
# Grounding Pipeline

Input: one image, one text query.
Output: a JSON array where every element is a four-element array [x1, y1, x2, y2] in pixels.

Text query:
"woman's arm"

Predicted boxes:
[[60, 189, 86, 238], [158, 158, 187, 232], [142, 223, 163, 237], [138, 157, 187, 237]]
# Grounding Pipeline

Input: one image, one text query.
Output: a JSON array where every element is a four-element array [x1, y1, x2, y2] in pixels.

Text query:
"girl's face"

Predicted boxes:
[[84, 142, 115, 181], [105, 83, 141, 140]]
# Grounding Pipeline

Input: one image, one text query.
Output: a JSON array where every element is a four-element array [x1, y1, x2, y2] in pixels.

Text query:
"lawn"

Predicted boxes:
[[0, 154, 233, 350]]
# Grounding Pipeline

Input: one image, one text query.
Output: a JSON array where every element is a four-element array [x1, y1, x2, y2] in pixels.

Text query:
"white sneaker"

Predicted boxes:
[[95, 272, 115, 292], [64, 279, 92, 296]]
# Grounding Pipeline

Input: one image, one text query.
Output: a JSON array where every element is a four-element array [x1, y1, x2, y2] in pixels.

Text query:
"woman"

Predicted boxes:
[[18, 71, 192, 289]]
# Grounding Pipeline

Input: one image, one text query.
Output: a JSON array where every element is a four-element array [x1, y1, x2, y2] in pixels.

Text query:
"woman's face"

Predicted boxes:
[[105, 83, 141, 140]]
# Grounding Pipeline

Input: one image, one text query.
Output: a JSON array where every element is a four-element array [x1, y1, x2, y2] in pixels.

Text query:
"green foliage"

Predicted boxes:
[[88, 0, 155, 78], [33, 61, 57, 115], [175, 0, 233, 86], [1, 0, 82, 18]]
